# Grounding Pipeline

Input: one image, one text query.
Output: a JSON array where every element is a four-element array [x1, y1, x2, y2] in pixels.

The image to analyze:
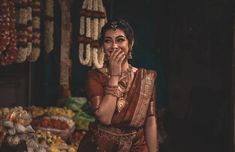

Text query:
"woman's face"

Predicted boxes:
[[102, 29, 131, 60]]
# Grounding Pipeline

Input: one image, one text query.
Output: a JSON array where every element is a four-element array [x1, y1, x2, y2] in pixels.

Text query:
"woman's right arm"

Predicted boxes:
[[86, 71, 121, 125], [92, 75, 119, 125], [88, 50, 125, 125]]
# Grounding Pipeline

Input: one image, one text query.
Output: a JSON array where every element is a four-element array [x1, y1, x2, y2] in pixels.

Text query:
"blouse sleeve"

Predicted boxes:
[[86, 70, 104, 111], [147, 73, 157, 117]]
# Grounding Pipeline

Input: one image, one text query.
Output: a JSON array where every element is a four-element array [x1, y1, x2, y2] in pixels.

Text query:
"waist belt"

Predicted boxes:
[[97, 124, 138, 137]]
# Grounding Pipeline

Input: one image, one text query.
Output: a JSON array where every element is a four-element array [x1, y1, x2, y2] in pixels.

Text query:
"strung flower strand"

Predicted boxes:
[[0, 0, 17, 66], [16, 0, 30, 63], [28, 0, 41, 62], [44, 0, 54, 54], [78, 0, 107, 68]]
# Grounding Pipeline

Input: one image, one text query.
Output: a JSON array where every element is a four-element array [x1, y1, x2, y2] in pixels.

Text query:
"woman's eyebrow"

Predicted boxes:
[[104, 36, 112, 39], [104, 35, 126, 39], [116, 35, 126, 39]]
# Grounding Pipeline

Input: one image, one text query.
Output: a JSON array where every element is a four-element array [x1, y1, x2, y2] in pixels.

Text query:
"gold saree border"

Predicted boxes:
[[130, 69, 156, 127]]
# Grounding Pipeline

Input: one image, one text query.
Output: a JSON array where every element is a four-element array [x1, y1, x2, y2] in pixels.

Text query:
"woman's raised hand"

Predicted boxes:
[[108, 50, 125, 76]]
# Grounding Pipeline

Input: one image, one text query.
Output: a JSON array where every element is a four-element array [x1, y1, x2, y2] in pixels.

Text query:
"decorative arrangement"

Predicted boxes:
[[0, 98, 94, 151], [15, 0, 33, 63], [44, 0, 54, 54], [1, 107, 47, 152], [15, 0, 41, 63], [0, 0, 17, 66], [28, 0, 41, 62], [78, 0, 107, 68], [58, 0, 73, 97]]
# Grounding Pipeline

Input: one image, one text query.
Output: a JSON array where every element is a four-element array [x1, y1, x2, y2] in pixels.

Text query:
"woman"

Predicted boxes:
[[78, 19, 158, 152]]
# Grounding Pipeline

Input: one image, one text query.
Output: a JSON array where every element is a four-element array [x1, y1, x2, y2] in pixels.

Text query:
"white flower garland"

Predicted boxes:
[[16, 47, 28, 62], [78, 0, 107, 68], [58, 0, 73, 90], [26, 4, 33, 57], [44, 0, 54, 54], [16, 0, 30, 63], [93, 0, 99, 39], [79, 16, 85, 35], [92, 48, 104, 69], [28, 0, 41, 62], [79, 43, 90, 65], [92, 0, 103, 68], [79, 0, 91, 65]]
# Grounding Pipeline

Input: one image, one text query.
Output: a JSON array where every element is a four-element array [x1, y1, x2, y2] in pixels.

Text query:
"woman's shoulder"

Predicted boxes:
[[136, 67, 157, 75], [87, 68, 109, 78]]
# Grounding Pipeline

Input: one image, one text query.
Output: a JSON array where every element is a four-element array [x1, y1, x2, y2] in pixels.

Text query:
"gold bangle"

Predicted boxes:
[[105, 85, 123, 98], [110, 74, 121, 77]]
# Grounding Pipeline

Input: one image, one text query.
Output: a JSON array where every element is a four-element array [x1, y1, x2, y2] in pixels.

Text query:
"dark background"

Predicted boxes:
[[0, 0, 234, 151]]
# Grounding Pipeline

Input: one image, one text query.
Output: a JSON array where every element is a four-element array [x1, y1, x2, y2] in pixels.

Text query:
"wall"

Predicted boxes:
[[232, 6, 235, 152], [0, 64, 29, 107]]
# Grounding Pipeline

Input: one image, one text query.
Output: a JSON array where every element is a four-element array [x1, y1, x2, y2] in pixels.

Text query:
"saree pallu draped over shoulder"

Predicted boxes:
[[78, 68, 157, 152], [111, 68, 157, 128]]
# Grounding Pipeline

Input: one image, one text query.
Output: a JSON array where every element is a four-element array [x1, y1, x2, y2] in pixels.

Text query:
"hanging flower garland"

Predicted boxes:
[[58, 0, 73, 96], [26, 0, 33, 57], [79, 0, 90, 65], [78, 0, 107, 68], [16, 0, 30, 63], [0, 0, 17, 66], [92, 0, 106, 68], [44, 0, 54, 54], [28, 0, 41, 62]]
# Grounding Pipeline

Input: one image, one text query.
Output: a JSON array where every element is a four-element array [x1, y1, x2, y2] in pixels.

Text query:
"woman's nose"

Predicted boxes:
[[112, 42, 118, 49]]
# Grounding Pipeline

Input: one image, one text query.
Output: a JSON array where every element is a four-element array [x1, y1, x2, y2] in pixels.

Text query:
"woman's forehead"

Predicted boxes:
[[104, 29, 126, 37]]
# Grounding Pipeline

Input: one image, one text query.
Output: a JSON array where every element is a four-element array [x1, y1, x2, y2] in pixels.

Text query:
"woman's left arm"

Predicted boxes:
[[145, 115, 158, 152], [145, 82, 159, 152]]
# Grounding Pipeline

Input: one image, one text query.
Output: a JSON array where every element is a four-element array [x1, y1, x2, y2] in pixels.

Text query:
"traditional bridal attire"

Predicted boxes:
[[78, 67, 157, 152]]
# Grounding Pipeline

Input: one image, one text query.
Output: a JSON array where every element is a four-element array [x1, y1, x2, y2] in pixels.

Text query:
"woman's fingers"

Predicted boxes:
[[108, 50, 124, 76], [117, 52, 125, 64], [111, 50, 124, 63]]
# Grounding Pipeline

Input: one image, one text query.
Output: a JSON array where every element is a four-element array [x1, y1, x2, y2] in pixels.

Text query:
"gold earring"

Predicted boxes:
[[104, 54, 108, 62], [128, 51, 132, 59]]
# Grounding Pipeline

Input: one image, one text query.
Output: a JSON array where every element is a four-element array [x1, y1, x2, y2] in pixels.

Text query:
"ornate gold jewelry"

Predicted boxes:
[[117, 97, 126, 112], [105, 85, 123, 98], [100, 65, 135, 112], [110, 21, 118, 30], [128, 51, 132, 59], [116, 65, 135, 112]]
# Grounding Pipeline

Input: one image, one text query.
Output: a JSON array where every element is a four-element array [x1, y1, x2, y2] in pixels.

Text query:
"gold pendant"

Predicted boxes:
[[117, 98, 126, 112]]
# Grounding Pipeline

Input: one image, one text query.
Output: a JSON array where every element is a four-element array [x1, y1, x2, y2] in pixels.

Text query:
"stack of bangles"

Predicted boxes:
[[105, 85, 123, 98]]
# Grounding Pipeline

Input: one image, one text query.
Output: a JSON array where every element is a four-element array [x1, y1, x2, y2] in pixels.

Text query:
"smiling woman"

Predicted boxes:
[[77, 19, 159, 152]]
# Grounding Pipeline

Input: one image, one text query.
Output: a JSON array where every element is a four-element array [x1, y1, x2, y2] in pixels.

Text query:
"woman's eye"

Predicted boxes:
[[116, 38, 125, 43], [104, 39, 111, 43]]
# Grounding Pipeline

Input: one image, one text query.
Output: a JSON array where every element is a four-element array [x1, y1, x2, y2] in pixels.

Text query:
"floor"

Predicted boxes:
[[158, 113, 231, 152]]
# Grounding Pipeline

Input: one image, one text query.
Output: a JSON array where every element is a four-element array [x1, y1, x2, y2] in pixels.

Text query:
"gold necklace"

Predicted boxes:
[[116, 65, 134, 112]]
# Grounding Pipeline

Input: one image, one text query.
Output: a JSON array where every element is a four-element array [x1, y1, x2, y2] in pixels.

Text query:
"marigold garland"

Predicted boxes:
[[0, 0, 17, 66]]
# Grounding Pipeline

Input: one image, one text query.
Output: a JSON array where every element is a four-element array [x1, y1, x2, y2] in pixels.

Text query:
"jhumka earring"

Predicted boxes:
[[128, 50, 133, 59], [128, 46, 133, 59], [104, 53, 108, 62]]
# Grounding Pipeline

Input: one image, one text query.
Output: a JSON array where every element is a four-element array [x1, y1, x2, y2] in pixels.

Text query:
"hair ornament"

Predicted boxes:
[[111, 21, 118, 30]]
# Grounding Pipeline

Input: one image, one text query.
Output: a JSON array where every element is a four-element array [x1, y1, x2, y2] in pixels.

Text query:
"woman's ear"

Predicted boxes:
[[129, 40, 134, 50]]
